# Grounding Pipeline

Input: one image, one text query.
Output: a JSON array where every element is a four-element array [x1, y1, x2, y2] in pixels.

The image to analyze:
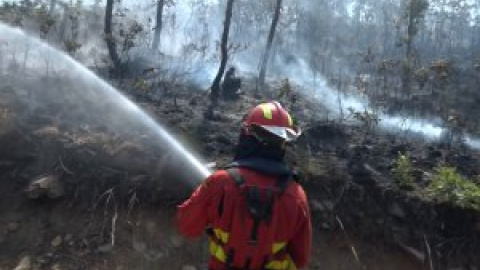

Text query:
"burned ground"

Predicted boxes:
[[0, 72, 479, 270]]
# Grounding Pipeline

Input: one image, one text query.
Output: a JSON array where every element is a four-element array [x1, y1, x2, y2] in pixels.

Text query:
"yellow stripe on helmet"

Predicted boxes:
[[259, 103, 276, 120], [286, 113, 293, 127]]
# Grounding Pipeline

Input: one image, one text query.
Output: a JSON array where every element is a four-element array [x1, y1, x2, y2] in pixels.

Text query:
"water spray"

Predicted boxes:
[[0, 23, 211, 184]]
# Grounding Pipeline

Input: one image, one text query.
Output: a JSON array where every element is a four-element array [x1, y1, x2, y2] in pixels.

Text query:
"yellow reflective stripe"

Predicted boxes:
[[265, 255, 297, 270], [287, 256, 298, 270], [209, 239, 227, 263], [272, 242, 287, 254], [259, 103, 275, 120], [214, 228, 229, 244], [265, 259, 288, 270], [209, 228, 229, 263]]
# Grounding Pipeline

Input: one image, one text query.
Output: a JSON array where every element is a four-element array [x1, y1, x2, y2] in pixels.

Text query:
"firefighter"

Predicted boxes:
[[222, 67, 242, 99], [177, 101, 312, 270]]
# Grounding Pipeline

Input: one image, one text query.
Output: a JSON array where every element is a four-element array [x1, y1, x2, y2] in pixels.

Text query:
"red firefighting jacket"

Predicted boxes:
[[177, 167, 312, 270]]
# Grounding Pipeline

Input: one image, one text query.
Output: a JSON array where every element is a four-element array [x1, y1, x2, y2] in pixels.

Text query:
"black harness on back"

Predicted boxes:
[[210, 157, 299, 269], [225, 167, 290, 244]]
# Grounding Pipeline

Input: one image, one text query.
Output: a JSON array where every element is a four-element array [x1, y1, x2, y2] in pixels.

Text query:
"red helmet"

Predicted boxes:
[[243, 101, 301, 142]]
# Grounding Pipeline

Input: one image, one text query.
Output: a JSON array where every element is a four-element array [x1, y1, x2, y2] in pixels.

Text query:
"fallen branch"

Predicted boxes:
[[111, 204, 118, 246], [424, 234, 434, 270], [336, 215, 363, 267], [58, 157, 74, 175]]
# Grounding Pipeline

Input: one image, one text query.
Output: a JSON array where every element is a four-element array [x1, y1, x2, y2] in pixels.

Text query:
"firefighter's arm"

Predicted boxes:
[[288, 188, 312, 269], [176, 171, 225, 238]]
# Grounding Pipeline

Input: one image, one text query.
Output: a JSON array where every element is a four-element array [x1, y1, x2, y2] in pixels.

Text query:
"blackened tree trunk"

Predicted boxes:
[[401, 0, 428, 97], [152, 0, 165, 50], [402, 0, 415, 97], [257, 0, 282, 92], [104, 0, 122, 72], [49, 0, 57, 14], [210, 0, 235, 107]]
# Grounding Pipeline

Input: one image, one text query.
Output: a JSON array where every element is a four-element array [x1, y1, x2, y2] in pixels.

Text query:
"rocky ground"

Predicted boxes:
[[0, 72, 479, 270]]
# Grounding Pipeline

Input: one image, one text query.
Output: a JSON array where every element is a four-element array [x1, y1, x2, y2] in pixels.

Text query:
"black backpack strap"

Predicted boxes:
[[225, 168, 245, 187], [247, 187, 275, 244], [218, 192, 225, 216], [276, 173, 291, 195], [222, 167, 294, 267], [218, 168, 244, 217]]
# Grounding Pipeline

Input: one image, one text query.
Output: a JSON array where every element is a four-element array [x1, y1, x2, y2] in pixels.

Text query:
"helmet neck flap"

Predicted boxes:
[[234, 130, 286, 162]]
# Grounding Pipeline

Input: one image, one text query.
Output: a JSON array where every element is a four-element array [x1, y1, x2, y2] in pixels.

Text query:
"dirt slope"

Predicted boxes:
[[1, 78, 478, 269]]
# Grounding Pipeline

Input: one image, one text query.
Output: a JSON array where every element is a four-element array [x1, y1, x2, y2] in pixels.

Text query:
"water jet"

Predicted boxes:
[[0, 22, 210, 185]]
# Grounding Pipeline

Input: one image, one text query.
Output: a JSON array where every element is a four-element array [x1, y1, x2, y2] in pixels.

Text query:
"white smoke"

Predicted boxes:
[[5, 0, 479, 150], [0, 22, 211, 183]]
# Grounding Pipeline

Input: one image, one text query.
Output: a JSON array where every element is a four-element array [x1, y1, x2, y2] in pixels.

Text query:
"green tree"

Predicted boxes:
[[393, 152, 415, 188], [426, 166, 480, 210]]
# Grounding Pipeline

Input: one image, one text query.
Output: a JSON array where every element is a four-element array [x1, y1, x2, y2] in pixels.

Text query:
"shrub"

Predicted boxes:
[[347, 107, 380, 139], [277, 78, 292, 100], [425, 166, 480, 211], [392, 152, 415, 188]]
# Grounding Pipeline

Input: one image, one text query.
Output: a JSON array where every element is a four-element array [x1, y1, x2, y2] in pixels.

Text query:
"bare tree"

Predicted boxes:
[[257, 0, 282, 93], [152, 0, 165, 50], [104, 0, 122, 72], [49, 0, 57, 14], [401, 0, 429, 96], [210, 0, 235, 107]]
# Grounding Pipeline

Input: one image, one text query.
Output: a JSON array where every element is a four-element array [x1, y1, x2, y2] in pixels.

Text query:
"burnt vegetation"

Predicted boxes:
[[1, 0, 480, 269]]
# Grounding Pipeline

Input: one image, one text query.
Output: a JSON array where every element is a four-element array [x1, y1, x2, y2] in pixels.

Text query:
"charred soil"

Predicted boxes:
[[0, 77, 479, 270]]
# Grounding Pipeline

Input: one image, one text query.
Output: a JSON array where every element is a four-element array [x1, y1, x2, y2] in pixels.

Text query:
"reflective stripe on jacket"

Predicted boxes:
[[177, 168, 312, 270], [208, 227, 297, 270]]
